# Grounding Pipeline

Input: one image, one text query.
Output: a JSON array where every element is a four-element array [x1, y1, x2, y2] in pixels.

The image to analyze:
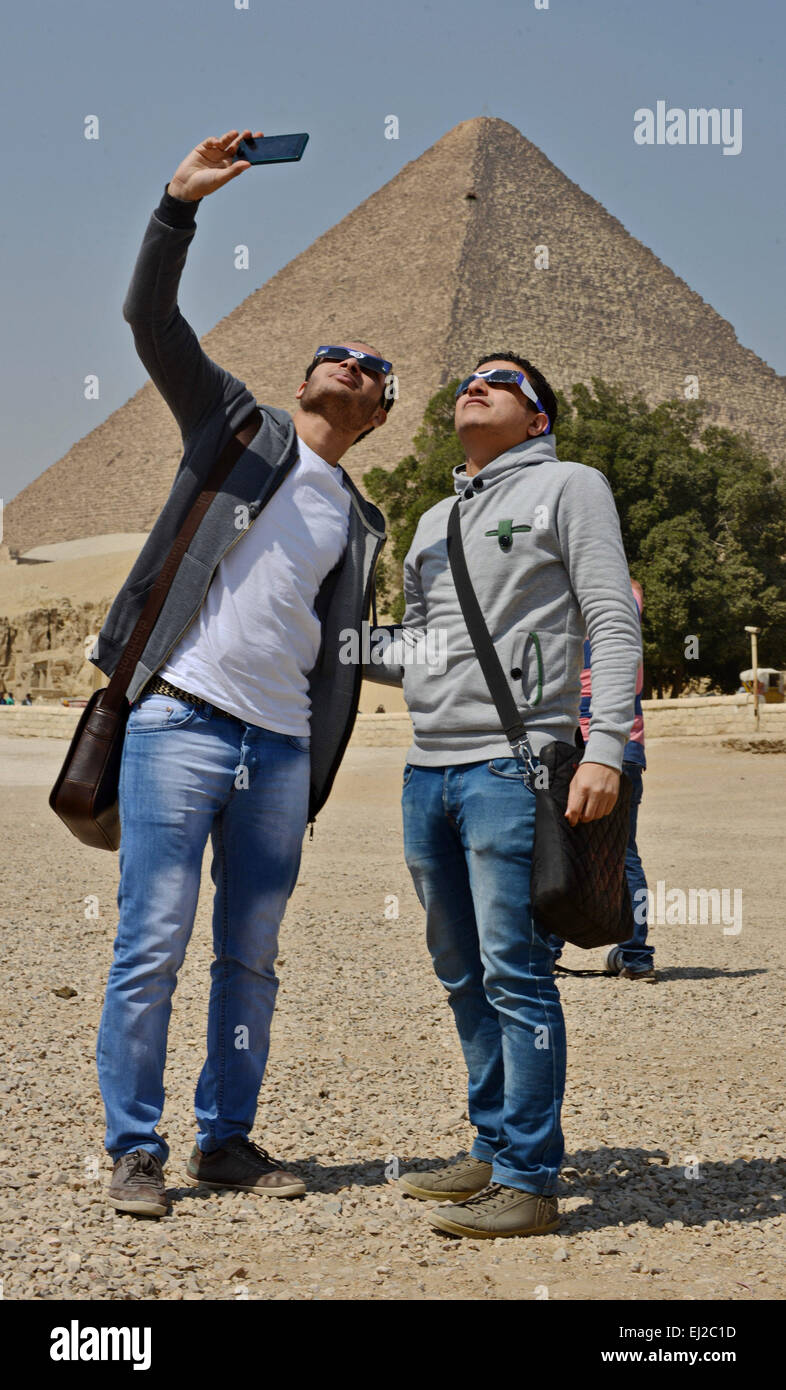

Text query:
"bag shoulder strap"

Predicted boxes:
[[446, 498, 527, 749], [104, 408, 264, 709]]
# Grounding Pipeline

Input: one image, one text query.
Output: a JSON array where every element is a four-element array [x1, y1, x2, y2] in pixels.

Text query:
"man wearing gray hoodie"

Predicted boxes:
[[369, 353, 641, 1237]]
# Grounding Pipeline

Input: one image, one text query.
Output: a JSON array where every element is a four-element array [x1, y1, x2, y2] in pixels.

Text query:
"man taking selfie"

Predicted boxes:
[[89, 129, 395, 1217], [369, 353, 640, 1237]]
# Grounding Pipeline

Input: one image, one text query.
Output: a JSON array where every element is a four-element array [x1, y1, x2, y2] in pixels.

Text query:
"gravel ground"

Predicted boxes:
[[0, 736, 783, 1302]]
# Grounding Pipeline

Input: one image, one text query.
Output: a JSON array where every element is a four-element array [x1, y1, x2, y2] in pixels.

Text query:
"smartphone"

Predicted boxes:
[[234, 133, 309, 165]]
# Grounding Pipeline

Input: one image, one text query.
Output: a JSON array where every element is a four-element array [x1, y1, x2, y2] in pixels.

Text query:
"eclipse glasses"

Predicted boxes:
[[455, 369, 550, 433], [311, 345, 398, 406]]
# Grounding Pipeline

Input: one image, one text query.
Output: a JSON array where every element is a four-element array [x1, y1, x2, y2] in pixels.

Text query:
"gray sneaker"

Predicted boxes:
[[398, 1155, 493, 1203], [429, 1182, 559, 1239], [107, 1148, 169, 1217]]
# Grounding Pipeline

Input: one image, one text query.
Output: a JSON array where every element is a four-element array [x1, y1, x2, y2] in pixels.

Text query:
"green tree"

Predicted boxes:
[[555, 381, 786, 692], [364, 377, 786, 693]]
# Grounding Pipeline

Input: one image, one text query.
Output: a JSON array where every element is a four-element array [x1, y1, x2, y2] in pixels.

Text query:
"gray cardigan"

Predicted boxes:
[[89, 189, 386, 822]]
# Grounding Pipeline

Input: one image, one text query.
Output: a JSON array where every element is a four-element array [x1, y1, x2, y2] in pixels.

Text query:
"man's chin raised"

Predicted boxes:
[[305, 391, 374, 435]]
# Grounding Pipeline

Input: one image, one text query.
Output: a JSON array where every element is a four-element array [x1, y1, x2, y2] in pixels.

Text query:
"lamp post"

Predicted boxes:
[[744, 625, 761, 731]]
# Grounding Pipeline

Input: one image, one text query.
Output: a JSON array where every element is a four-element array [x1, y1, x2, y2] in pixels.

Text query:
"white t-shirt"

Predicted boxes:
[[159, 437, 351, 735]]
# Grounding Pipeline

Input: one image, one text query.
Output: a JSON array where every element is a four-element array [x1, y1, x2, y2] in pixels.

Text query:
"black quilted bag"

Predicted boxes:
[[529, 739, 633, 947], [447, 499, 634, 950]]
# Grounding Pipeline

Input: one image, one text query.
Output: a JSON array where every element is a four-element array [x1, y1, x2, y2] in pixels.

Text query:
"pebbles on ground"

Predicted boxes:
[[0, 739, 783, 1301]]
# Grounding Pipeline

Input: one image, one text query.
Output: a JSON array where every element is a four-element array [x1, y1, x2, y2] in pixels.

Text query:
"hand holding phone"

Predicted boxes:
[[167, 128, 266, 202], [233, 133, 309, 165]]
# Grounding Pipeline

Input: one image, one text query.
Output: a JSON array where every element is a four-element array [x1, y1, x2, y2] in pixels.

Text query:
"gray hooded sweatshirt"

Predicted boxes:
[[368, 434, 642, 771]]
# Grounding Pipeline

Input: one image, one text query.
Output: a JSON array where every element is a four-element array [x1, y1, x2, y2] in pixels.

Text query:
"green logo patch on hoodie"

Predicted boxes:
[[485, 519, 532, 552]]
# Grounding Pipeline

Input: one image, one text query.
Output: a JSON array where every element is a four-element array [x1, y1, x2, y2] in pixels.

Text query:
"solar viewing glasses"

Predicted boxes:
[[455, 368, 550, 433], [310, 345, 398, 407], [312, 345, 392, 376]]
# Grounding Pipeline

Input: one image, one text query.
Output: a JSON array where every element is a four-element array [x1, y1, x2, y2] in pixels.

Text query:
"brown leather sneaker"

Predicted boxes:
[[184, 1136, 306, 1197], [107, 1148, 169, 1217], [619, 967, 657, 981], [428, 1182, 559, 1238], [398, 1155, 493, 1203]]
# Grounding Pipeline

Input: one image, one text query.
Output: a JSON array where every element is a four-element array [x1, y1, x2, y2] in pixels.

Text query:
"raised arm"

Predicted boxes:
[[122, 129, 262, 443]]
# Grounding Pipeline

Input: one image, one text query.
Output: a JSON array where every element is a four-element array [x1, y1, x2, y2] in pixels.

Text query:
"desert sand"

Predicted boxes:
[[0, 735, 783, 1301]]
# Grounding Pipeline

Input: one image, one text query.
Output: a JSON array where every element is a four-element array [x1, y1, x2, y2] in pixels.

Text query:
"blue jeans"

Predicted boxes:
[[96, 692, 310, 1165], [402, 758, 566, 1195], [550, 761, 653, 971]]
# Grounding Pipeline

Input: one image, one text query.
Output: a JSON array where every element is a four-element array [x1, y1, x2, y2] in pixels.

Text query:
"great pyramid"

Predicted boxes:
[[6, 116, 786, 554]]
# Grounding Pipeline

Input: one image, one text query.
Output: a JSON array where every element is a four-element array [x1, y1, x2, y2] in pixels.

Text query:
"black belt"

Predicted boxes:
[[145, 675, 243, 723]]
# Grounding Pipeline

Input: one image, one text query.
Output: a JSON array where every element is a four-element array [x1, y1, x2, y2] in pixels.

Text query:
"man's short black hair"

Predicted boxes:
[[304, 341, 395, 446], [473, 351, 557, 433]]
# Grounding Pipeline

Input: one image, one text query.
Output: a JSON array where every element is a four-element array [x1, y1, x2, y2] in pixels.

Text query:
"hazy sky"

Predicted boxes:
[[1, 0, 783, 509]]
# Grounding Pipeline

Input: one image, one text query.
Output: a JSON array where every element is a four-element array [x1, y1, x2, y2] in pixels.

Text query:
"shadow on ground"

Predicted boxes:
[[557, 967, 768, 982], [165, 1149, 785, 1234]]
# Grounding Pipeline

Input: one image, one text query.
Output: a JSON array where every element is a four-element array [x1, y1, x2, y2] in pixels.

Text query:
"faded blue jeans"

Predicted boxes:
[[96, 691, 310, 1165], [402, 758, 566, 1195]]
